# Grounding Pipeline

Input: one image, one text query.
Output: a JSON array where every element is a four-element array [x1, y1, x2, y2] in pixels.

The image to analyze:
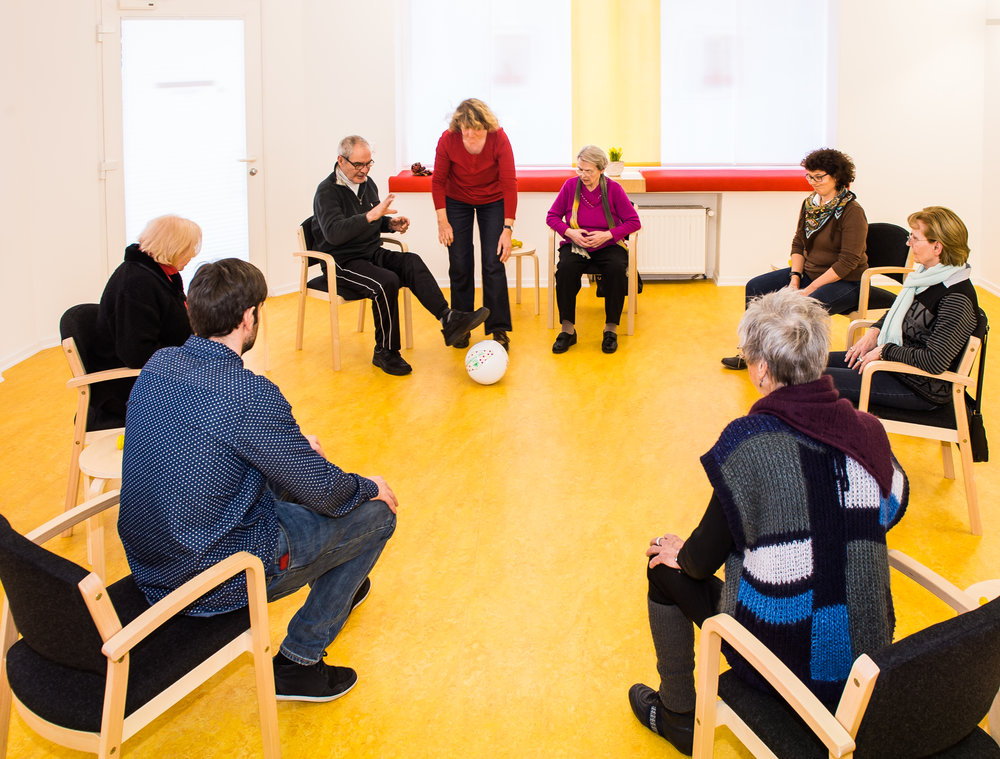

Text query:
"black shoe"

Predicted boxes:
[[602, 331, 618, 354], [552, 331, 577, 354], [628, 683, 694, 756], [441, 307, 490, 347], [721, 355, 747, 370], [350, 577, 371, 613], [372, 348, 412, 376], [452, 334, 470, 350], [492, 330, 510, 353], [273, 654, 358, 703]]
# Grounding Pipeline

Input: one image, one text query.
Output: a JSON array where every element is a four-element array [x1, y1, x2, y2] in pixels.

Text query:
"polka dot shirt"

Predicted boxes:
[[118, 336, 378, 614]]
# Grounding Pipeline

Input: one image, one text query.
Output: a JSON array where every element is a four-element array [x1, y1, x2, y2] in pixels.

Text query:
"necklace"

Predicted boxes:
[[580, 185, 599, 208]]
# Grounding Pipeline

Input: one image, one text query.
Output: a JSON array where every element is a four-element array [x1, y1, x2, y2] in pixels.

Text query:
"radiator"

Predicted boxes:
[[636, 206, 709, 277]]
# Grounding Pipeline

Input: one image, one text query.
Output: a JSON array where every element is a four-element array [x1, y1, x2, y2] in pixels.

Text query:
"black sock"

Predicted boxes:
[[274, 652, 297, 667]]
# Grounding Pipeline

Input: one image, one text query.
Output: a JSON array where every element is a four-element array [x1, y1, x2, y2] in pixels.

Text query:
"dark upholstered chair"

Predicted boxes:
[[836, 222, 913, 322], [294, 217, 413, 370], [850, 309, 989, 535], [0, 492, 279, 758], [693, 550, 1000, 758], [59, 304, 140, 514]]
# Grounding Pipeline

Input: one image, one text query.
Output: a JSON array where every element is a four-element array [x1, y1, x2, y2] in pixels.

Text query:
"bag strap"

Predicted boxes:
[[974, 316, 988, 414]]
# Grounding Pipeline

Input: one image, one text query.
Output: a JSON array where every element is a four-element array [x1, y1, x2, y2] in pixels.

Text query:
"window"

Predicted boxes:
[[399, 0, 572, 167]]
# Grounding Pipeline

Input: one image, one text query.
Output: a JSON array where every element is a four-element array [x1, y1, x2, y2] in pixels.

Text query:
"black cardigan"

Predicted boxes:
[[311, 171, 392, 265], [89, 244, 192, 427]]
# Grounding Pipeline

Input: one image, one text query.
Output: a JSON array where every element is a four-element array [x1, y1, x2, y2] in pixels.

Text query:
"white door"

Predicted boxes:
[[99, 0, 265, 286]]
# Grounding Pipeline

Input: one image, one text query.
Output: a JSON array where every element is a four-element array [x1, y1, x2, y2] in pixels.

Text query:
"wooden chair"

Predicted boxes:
[[294, 218, 413, 370], [837, 222, 913, 322], [547, 228, 640, 335], [507, 244, 540, 315], [0, 492, 280, 758], [849, 309, 989, 535], [60, 305, 141, 515], [693, 550, 1000, 758]]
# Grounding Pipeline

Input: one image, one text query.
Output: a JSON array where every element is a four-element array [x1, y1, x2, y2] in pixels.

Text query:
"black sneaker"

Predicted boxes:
[[552, 331, 577, 354], [351, 577, 371, 613], [452, 334, 470, 350], [372, 347, 412, 376], [274, 655, 358, 703], [602, 331, 618, 354], [721, 355, 747, 370], [492, 330, 510, 353], [441, 307, 490, 347], [628, 683, 694, 756]]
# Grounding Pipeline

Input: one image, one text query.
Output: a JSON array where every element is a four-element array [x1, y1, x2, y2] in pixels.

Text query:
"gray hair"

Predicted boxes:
[[338, 135, 369, 158], [737, 289, 831, 386], [576, 145, 608, 172]]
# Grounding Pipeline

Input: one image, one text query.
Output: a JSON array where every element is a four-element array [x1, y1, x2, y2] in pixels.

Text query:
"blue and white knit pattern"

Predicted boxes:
[[702, 414, 907, 703]]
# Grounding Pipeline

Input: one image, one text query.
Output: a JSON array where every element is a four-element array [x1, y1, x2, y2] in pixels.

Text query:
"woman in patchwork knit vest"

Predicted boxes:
[[629, 288, 909, 756]]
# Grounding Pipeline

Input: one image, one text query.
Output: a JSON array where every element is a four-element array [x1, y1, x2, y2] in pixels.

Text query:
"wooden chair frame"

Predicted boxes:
[[0, 491, 280, 758], [848, 319, 984, 535], [839, 251, 913, 323], [547, 228, 639, 336], [294, 227, 413, 370], [507, 245, 540, 315], [693, 550, 998, 759]]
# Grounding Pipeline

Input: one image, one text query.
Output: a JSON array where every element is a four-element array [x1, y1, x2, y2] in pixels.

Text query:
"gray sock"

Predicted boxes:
[[648, 598, 696, 713]]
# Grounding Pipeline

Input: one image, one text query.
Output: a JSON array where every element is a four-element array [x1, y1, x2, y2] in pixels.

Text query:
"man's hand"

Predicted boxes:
[[304, 434, 327, 460], [388, 216, 410, 234], [646, 533, 684, 569], [366, 475, 398, 514], [366, 193, 397, 224]]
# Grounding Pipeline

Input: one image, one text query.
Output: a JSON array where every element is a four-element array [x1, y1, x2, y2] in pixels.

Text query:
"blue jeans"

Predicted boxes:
[[745, 268, 860, 315], [266, 498, 396, 665], [445, 196, 512, 332], [826, 351, 939, 411]]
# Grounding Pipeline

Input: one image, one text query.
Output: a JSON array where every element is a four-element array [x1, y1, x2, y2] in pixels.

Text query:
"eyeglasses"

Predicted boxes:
[[804, 172, 829, 183], [907, 233, 936, 244], [341, 157, 374, 170]]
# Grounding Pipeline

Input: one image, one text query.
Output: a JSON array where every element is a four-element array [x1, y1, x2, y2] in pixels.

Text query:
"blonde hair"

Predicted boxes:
[[907, 206, 970, 266], [576, 145, 608, 172], [448, 98, 499, 132], [138, 215, 202, 267]]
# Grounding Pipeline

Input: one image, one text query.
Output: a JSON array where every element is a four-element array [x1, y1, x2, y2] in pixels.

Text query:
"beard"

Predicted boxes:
[[241, 320, 259, 354]]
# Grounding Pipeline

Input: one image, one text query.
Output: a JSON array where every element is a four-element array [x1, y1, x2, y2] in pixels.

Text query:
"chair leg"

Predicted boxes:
[[958, 442, 982, 535], [328, 298, 342, 372], [295, 290, 307, 351], [532, 254, 540, 315], [548, 236, 557, 329], [403, 289, 414, 350], [85, 491, 108, 582], [97, 661, 128, 759], [0, 604, 18, 759], [252, 637, 281, 758], [515, 256, 522, 305], [356, 301, 366, 333], [941, 441, 956, 480]]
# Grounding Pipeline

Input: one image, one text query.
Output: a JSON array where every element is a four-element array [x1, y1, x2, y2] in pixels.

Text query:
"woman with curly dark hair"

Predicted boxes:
[[722, 148, 868, 369]]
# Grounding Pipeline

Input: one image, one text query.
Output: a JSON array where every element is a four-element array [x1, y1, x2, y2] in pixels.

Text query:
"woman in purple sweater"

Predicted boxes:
[[546, 145, 641, 354]]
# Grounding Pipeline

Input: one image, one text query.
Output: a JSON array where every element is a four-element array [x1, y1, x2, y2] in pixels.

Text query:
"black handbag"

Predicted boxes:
[[967, 325, 989, 462]]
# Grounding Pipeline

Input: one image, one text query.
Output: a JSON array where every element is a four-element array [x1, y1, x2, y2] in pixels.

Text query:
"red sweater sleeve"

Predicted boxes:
[[545, 178, 576, 236], [494, 128, 518, 219], [431, 130, 452, 211], [431, 129, 517, 218]]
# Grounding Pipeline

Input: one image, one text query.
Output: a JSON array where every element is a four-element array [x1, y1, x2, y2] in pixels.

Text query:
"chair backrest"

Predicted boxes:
[[0, 513, 107, 674], [865, 223, 910, 280], [853, 595, 1000, 757], [59, 304, 102, 376]]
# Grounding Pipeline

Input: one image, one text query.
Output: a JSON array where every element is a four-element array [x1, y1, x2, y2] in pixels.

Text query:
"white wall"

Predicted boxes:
[[1, 0, 996, 370]]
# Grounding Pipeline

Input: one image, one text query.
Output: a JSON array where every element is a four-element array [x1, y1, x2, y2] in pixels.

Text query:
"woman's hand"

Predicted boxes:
[[564, 228, 589, 247], [854, 344, 885, 374], [497, 226, 512, 263], [646, 533, 684, 570], [581, 229, 613, 248], [844, 328, 880, 369], [438, 220, 454, 246]]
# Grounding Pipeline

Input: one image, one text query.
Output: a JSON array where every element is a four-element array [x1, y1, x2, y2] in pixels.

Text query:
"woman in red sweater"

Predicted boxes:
[[432, 99, 517, 352]]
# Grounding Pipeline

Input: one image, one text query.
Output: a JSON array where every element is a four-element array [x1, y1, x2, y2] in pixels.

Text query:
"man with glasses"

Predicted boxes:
[[310, 135, 488, 375]]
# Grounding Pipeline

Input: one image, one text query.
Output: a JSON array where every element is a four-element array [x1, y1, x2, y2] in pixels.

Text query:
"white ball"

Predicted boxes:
[[465, 340, 509, 385]]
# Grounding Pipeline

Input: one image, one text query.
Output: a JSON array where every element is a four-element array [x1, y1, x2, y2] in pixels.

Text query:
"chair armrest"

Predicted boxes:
[[66, 367, 141, 390], [860, 359, 974, 387], [846, 319, 877, 347], [699, 613, 856, 756], [888, 549, 978, 613], [100, 551, 268, 660], [860, 266, 912, 286], [26, 490, 121, 544], [380, 236, 409, 253], [293, 249, 335, 266]]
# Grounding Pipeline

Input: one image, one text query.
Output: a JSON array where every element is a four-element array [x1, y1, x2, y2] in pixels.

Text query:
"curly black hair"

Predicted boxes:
[[801, 148, 856, 190]]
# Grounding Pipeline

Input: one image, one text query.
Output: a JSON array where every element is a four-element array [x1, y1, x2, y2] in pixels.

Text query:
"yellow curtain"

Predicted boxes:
[[571, 0, 660, 165]]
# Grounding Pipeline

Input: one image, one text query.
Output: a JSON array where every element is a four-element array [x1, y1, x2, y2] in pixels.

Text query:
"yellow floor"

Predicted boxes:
[[1, 281, 997, 758]]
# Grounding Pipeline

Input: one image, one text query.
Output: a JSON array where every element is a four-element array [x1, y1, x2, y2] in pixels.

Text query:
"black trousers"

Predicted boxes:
[[336, 247, 449, 351], [555, 242, 628, 326], [445, 196, 512, 333], [647, 563, 723, 627]]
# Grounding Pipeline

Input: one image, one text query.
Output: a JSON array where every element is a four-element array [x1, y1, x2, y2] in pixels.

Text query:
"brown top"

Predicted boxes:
[[790, 197, 868, 281]]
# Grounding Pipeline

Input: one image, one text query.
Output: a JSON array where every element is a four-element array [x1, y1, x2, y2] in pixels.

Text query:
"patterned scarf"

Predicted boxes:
[[803, 187, 856, 239]]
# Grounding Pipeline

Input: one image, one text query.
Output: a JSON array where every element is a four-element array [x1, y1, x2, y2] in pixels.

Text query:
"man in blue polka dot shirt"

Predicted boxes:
[[119, 258, 397, 703]]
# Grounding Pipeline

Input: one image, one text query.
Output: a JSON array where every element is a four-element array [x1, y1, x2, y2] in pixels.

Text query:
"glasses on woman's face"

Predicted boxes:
[[342, 157, 374, 171], [804, 172, 829, 184], [907, 232, 935, 244]]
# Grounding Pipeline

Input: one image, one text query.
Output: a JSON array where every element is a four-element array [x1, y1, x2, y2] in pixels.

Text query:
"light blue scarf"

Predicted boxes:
[[877, 263, 971, 346]]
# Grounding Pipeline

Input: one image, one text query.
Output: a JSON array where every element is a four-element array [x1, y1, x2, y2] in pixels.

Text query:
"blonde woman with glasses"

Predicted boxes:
[[722, 148, 868, 369]]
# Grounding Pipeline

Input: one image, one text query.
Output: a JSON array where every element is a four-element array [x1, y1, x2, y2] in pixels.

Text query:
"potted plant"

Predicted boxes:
[[606, 146, 624, 176]]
